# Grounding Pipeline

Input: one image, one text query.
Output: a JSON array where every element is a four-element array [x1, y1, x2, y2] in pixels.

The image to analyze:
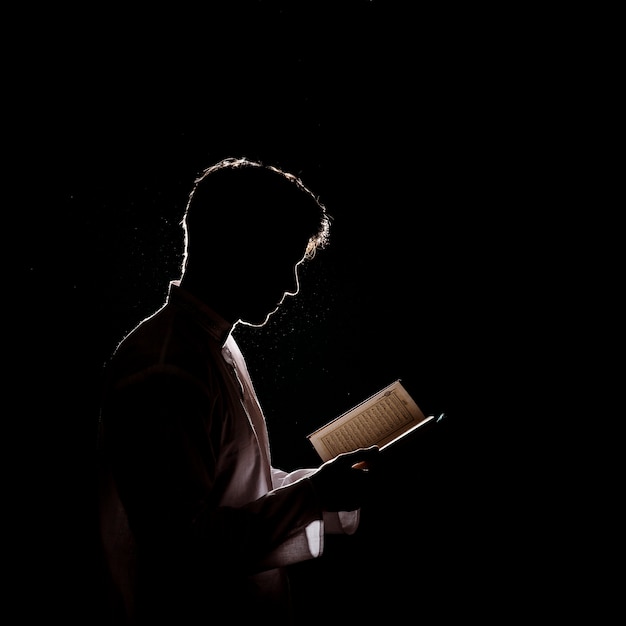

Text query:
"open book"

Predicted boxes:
[[307, 379, 438, 462]]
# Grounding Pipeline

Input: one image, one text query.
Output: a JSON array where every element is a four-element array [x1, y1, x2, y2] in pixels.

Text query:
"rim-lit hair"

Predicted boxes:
[[181, 157, 331, 270]]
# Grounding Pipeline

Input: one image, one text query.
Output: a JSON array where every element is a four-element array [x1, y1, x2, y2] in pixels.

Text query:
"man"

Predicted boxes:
[[97, 157, 380, 625]]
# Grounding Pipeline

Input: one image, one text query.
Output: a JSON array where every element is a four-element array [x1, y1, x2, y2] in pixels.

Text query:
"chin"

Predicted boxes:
[[238, 307, 278, 328], [238, 319, 266, 329]]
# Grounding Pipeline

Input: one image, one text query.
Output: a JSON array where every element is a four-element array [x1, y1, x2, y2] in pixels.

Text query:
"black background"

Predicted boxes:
[[9, 2, 607, 623]]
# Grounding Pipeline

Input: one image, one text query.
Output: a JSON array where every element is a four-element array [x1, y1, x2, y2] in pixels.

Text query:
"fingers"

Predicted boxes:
[[341, 445, 379, 460], [310, 445, 380, 511], [347, 445, 380, 470], [351, 460, 369, 470]]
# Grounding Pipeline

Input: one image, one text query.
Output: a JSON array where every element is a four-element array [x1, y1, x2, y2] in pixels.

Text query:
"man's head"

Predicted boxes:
[[180, 157, 331, 326]]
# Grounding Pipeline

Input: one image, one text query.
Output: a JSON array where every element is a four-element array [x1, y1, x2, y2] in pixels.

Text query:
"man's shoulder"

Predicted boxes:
[[107, 305, 223, 388]]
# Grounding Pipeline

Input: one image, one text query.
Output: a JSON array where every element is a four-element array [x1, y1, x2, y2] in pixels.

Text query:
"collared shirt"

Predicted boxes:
[[98, 281, 357, 623]]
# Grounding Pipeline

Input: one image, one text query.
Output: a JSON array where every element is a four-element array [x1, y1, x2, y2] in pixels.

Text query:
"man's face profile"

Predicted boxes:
[[237, 250, 306, 328]]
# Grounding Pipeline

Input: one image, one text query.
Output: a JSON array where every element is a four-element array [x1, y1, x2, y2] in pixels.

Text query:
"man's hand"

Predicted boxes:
[[308, 446, 380, 512]]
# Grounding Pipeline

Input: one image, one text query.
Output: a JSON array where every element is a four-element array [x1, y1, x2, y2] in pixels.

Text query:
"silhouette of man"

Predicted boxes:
[[97, 157, 380, 625]]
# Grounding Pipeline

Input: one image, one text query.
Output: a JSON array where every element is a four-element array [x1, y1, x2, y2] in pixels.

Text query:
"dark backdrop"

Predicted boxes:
[[10, 2, 587, 623]]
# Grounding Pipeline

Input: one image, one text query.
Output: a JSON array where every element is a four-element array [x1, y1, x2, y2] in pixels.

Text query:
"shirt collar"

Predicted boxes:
[[167, 280, 233, 346]]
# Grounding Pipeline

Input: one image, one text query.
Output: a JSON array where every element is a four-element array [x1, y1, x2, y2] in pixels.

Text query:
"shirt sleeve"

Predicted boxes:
[[271, 467, 360, 537], [102, 369, 331, 576]]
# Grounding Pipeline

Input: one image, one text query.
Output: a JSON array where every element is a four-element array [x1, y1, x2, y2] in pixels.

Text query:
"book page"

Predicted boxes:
[[307, 379, 430, 462]]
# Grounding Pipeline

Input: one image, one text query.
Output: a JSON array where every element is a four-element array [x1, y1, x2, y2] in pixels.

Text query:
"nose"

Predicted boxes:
[[283, 263, 301, 298]]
